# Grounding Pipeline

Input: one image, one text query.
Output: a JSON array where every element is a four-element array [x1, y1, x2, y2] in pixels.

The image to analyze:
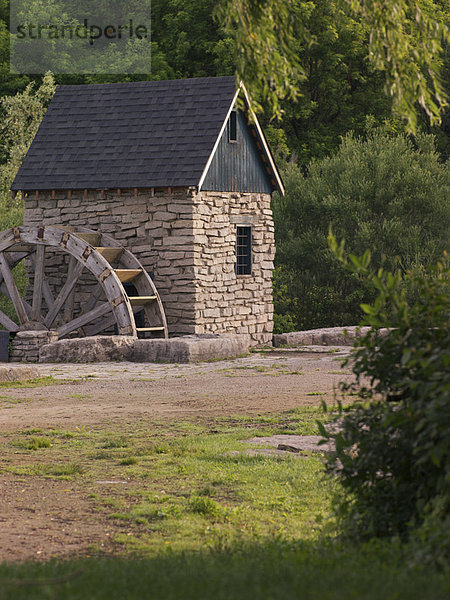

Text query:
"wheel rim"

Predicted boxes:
[[0, 226, 138, 337]]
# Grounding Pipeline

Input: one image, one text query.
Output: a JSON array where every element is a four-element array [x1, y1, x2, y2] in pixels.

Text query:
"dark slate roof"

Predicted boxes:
[[11, 76, 238, 191]]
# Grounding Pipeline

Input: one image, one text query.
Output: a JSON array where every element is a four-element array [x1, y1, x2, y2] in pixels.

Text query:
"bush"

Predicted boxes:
[[272, 126, 450, 331], [321, 240, 449, 565], [0, 73, 55, 324]]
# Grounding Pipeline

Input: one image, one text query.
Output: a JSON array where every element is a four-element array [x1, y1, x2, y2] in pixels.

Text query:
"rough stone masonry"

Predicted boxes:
[[24, 187, 275, 345]]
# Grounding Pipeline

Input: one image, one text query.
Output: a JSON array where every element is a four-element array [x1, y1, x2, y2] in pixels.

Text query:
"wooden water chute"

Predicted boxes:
[[0, 225, 168, 339]]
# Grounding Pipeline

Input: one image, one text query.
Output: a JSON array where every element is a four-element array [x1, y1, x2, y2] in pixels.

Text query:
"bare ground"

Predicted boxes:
[[0, 350, 352, 562]]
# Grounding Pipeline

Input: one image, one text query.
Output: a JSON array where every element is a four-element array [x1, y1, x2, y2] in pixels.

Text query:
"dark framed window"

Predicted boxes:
[[229, 110, 237, 142], [236, 226, 252, 275]]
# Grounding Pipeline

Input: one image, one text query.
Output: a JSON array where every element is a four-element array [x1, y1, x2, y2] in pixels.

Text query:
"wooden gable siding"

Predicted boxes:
[[201, 110, 273, 194]]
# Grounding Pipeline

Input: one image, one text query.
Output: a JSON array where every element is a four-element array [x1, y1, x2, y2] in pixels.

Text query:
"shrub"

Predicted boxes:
[[272, 127, 450, 331], [0, 73, 56, 324], [321, 238, 449, 564]]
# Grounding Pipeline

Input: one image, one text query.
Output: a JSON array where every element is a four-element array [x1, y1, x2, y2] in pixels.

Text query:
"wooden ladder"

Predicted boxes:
[[74, 232, 167, 338]]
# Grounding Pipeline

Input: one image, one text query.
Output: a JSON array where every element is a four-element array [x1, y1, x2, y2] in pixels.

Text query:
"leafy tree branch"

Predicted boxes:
[[219, 0, 449, 129]]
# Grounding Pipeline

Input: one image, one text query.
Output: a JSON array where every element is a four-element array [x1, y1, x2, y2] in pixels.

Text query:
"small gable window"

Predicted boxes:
[[236, 226, 252, 275], [229, 110, 237, 142]]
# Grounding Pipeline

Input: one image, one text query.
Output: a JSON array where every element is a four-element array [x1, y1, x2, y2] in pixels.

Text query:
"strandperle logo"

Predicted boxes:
[[10, 0, 153, 74], [15, 20, 148, 46]]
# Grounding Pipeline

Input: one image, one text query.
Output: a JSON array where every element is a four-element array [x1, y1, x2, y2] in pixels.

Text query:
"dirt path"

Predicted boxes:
[[0, 350, 352, 563], [0, 351, 351, 430]]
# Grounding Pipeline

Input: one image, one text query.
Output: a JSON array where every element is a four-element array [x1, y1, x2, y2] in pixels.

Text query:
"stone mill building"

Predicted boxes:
[[11, 76, 284, 345]]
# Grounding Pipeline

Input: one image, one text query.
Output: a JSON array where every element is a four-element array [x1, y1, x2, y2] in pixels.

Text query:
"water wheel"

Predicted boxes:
[[0, 225, 168, 339]]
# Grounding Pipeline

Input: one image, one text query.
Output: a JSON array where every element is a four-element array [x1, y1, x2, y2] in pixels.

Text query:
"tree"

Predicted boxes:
[[219, 0, 449, 129], [272, 125, 450, 331], [260, 1, 393, 165], [151, 0, 234, 79], [2, 1, 449, 163], [0, 71, 55, 227], [0, 0, 31, 98], [0, 72, 55, 318]]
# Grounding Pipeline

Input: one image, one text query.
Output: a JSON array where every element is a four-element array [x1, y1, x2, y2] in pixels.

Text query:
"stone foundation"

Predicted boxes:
[[273, 326, 389, 347], [39, 334, 250, 363], [24, 188, 274, 345], [11, 331, 59, 362]]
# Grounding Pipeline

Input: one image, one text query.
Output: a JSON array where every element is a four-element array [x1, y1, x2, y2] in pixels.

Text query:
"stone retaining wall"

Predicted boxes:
[[273, 326, 389, 347], [11, 331, 59, 362], [24, 188, 274, 345], [39, 334, 250, 364]]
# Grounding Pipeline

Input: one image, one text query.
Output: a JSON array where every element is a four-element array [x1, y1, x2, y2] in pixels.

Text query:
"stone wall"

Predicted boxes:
[[25, 188, 197, 335], [39, 334, 250, 363], [191, 191, 274, 344], [11, 331, 59, 362], [24, 187, 274, 344]]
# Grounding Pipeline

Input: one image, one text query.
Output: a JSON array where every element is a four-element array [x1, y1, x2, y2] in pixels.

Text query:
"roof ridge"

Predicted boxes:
[[56, 76, 236, 91]]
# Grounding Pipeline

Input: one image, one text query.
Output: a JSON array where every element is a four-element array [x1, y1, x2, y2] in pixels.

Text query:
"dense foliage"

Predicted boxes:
[[0, 72, 55, 228], [272, 127, 450, 332], [320, 242, 449, 565], [219, 0, 449, 128], [1, 0, 449, 160], [0, 73, 54, 318]]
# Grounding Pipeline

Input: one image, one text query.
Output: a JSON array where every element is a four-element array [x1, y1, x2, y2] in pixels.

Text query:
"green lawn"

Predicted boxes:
[[0, 407, 448, 599], [1, 540, 449, 600]]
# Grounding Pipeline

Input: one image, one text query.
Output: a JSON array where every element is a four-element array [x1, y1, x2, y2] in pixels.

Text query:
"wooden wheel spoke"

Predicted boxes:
[[0, 251, 29, 325], [0, 308, 19, 331], [57, 302, 112, 338], [0, 253, 28, 290], [82, 284, 105, 315], [0, 282, 34, 320], [5, 251, 29, 264], [29, 253, 54, 312], [44, 261, 85, 328], [63, 256, 78, 322], [32, 245, 45, 321], [85, 304, 143, 337], [42, 275, 55, 311]]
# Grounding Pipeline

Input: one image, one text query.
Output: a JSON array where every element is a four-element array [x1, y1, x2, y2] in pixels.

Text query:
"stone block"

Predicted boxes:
[[133, 334, 250, 363], [272, 326, 381, 347], [39, 335, 136, 363]]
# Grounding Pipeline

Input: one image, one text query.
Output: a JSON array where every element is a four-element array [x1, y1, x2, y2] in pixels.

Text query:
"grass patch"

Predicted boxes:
[[119, 457, 139, 466], [220, 362, 303, 377], [213, 406, 328, 435], [0, 409, 447, 598], [12, 436, 52, 450], [100, 436, 129, 449], [0, 396, 33, 405], [0, 409, 334, 556], [3, 462, 84, 480], [0, 540, 448, 600], [189, 495, 226, 518], [0, 376, 73, 389], [19, 428, 77, 439]]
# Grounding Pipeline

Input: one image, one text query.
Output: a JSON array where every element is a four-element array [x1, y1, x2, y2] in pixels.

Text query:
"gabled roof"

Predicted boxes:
[[11, 76, 283, 194]]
